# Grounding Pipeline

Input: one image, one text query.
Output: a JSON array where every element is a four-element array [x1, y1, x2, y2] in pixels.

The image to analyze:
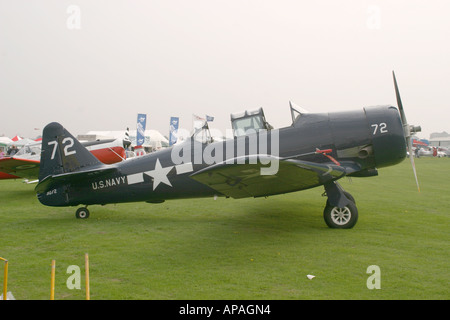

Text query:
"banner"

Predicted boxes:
[[136, 113, 147, 146], [169, 117, 179, 146]]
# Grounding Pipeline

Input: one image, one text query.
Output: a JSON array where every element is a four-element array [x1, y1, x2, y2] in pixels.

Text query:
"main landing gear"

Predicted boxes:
[[75, 206, 90, 219], [72, 184, 359, 227], [323, 182, 358, 229]]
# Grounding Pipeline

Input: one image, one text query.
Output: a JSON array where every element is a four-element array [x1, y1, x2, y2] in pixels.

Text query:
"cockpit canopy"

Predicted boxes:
[[230, 107, 273, 137], [15, 142, 41, 157]]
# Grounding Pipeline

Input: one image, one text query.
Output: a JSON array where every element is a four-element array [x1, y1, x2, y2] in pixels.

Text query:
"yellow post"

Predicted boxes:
[[85, 253, 90, 300], [0, 257, 8, 300], [50, 260, 56, 300]]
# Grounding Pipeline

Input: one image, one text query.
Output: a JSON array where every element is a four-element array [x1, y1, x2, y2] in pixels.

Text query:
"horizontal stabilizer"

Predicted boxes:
[[35, 166, 116, 194]]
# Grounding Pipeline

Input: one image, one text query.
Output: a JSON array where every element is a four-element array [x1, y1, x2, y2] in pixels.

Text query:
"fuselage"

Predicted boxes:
[[37, 105, 406, 207]]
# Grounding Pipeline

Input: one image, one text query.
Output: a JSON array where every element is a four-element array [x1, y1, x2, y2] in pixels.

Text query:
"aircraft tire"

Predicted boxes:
[[343, 191, 355, 204], [75, 207, 90, 219], [323, 202, 358, 229]]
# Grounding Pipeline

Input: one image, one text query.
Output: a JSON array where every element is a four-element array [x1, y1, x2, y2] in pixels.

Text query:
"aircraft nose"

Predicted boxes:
[[364, 105, 407, 168]]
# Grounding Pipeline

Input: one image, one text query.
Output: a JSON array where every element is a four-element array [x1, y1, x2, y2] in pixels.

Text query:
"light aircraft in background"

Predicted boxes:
[[34, 72, 420, 229], [0, 135, 131, 182]]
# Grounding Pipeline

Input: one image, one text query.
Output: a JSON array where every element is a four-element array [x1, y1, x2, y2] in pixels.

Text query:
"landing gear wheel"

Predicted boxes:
[[75, 207, 90, 219], [323, 202, 358, 229]]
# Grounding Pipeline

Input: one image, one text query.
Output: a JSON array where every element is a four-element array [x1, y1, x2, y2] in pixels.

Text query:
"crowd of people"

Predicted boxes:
[[0, 145, 19, 158]]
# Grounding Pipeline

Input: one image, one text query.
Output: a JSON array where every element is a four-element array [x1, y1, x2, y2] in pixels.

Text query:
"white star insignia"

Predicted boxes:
[[144, 159, 174, 190]]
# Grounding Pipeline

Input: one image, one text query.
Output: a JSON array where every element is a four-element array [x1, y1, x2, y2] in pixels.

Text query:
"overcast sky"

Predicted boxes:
[[1, 0, 449, 140]]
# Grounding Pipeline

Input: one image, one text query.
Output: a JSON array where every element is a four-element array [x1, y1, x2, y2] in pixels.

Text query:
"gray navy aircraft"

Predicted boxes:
[[35, 72, 420, 228]]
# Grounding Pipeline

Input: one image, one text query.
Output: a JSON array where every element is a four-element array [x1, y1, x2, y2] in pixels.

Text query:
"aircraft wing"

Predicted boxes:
[[190, 155, 360, 199], [0, 157, 40, 180], [0, 144, 125, 181]]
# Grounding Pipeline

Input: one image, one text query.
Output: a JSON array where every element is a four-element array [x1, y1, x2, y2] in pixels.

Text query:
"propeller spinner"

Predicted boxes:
[[392, 71, 421, 192]]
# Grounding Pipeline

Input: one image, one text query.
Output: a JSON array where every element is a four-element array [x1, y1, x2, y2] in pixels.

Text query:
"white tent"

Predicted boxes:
[[10, 138, 35, 147], [84, 130, 169, 149], [0, 137, 13, 145], [0, 137, 12, 153]]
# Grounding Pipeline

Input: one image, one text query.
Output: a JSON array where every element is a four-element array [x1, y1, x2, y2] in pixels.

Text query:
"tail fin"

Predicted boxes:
[[38, 122, 103, 181]]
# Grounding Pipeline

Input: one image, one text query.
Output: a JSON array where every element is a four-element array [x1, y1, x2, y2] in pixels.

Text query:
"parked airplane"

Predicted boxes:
[[0, 136, 130, 182], [34, 72, 420, 228]]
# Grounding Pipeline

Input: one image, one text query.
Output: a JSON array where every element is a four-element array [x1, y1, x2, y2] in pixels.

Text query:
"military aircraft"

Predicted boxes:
[[35, 72, 420, 228]]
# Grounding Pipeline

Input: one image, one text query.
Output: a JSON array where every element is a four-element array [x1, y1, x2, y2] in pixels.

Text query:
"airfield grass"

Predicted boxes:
[[0, 158, 448, 300]]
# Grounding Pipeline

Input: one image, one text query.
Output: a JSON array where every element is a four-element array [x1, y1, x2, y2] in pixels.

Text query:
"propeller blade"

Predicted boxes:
[[392, 71, 420, 192], [393, 71, 410, 138], [407, 136, 420, 192]]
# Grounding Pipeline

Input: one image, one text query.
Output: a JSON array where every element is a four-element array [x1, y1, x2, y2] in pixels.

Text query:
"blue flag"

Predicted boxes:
[[136, 113, 147, 146], [169, 117, 179, 146], [206, 115, 214, 122]]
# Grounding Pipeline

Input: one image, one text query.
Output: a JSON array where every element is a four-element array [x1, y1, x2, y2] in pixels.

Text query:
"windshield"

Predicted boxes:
[[232, 115, 266, 137], [289, 101, 309, 124], [15, 143, 41, 156]]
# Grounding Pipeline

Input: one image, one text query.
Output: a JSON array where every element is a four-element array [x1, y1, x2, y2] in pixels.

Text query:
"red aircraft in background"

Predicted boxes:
[[0, 137, 130, 182]]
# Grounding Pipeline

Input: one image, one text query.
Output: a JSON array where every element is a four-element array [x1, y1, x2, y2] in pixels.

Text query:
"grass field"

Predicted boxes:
[[0, 157, 448, 300]]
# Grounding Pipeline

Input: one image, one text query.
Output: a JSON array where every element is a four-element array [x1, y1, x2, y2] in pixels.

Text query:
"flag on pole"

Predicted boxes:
[[169, 117, 179, 146], [192, 114, 205, 130], [136, 113, 147, 146], [193, 114, 205, 121]]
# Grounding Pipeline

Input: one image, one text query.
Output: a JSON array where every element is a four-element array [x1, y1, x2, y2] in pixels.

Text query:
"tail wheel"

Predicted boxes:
[[75, 207, 90, 219], [323, 202, 358, 229]]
